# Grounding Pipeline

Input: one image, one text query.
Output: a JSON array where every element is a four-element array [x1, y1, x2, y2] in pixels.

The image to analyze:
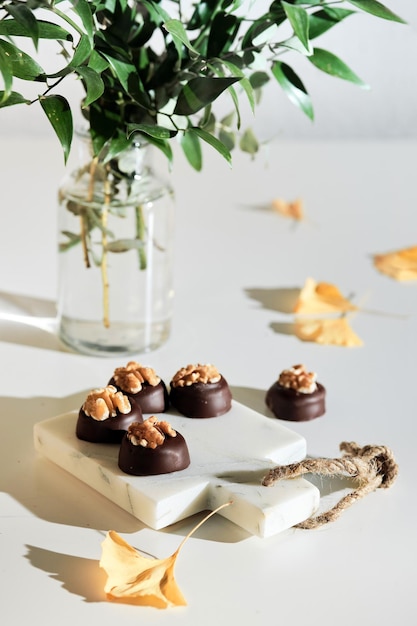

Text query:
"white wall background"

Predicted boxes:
[[0, 0, 416, 141]]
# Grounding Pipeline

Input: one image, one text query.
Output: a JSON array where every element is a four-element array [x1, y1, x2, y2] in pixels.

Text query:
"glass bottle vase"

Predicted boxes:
[[57, 130, 175, 356]]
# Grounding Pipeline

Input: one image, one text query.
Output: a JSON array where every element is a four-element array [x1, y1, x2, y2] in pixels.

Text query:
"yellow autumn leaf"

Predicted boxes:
[[294, 277, 358, 315], [373, 245, 417, 281], [100, 502, 231, 608], [271, 197, 304, 221], [295, 317, 363, 347], [100, 531, 186, 608]]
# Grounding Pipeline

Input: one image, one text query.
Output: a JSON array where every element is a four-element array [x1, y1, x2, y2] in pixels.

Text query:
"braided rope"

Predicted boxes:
[[262, 442, 398, 529]]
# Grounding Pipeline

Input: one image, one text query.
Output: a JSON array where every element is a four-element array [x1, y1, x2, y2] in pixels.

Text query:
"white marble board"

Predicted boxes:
[[33, 402, 319, 537]]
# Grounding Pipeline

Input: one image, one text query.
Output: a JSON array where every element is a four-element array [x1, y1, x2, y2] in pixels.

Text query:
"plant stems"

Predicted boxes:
[[135, 204, 147, 270], [101, 175, 111, 329], [80, 156, 99, 268]]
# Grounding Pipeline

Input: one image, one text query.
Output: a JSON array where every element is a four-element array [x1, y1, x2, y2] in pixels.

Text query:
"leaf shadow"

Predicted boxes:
[[269, 321, 297, 336], [245, 286, 300, 314], [25, 545, 107, 603]]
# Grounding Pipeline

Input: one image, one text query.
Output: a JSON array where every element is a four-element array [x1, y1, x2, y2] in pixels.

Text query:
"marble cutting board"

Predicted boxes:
[[33, 401, 319, 538]]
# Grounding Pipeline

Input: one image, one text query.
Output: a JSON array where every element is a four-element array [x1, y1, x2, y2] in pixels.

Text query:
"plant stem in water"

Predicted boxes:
[[101, 175, 111, 328], [81, 156, 98, 268], [135, 204, 147, 270]]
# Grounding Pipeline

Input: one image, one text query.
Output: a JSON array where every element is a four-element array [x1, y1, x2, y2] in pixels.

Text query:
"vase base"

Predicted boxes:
[[58, 317, 171, 357]]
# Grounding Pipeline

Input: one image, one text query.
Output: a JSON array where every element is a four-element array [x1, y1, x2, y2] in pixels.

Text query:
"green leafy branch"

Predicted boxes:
[[0, 0, 406, 170]]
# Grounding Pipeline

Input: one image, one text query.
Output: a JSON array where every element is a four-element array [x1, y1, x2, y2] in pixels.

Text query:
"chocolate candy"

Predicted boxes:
[[76, 386, 143, 443], [265, 382, 326, 422], [110, 376, 169, 414], [118, 419, 190, 475], [170, 376, 232, 418], [109, 362, 169, 414]]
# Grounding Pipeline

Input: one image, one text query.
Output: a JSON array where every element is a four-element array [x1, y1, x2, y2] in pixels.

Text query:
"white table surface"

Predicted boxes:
[[1, 135, 416, 624]]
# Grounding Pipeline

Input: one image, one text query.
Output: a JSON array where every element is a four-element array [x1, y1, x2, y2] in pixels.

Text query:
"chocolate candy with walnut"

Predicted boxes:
[[266, 364, 326, 422], [118, 416, 190, 475], [169, 363, 232, 418], [109, 361, 169, 413], [76, 385, 143, 443]]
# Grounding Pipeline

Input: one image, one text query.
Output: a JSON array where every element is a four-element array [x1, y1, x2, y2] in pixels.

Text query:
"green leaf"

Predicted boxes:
[[187, 127, 232, 166], [0, 45, 13, 103], [220, 111, 236, 128], [207, 13, 240, 57], [163, 19, 199, 56], [241, 17, 275, 49], [141, 0, 170, 24], [348, 1, 406, 24], [174, 76, 240, 116], [106, 239, 144, 253], [59, 229, 83, 252], [181, 130, 203, 171], [0, 19, 72, 41], [218, 127, 235, 152], [308, 9, 355, 40], [40, 95, 73, 163], [68, 0, 94, 40], [127, 123, 177, 140], [75, 66, 104, 107], [282, 1, 311, 53], [88, 102, 120, 154], [100, 133, 132, 163], [221, 59, 255, 113], [88, 50, 109, 73], [100, 53, 138, 94], [5, 4, 39, 49], [69, 35, 92, 68], [249, 71, 270, 90], [0, 39, 45, 81], [309, 48, 368, 88], [272, 61, 314, 120], [239, 127, 259, 156], [0, 90, 30, 108], [280, 35, 313, 55]]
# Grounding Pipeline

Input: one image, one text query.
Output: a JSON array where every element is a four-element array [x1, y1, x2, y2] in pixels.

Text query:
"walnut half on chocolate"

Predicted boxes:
[[112, 361, 161, 394], [82, 385, 132, 421], [278, 364, 317, 394], [127, 416, 177, 449], [171, 363, 221, 388]]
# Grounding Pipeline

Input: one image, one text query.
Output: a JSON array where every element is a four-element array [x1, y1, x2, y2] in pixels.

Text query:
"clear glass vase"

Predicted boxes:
[[57, 130, 175, 356]]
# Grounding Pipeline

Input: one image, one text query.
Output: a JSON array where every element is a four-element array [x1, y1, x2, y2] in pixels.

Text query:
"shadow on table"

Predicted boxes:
[[244, 286, 300, 314], [0, 290, 67, 352], [1, 392, 146, 536], [230, 385, 269, 416], [25, 545, 107, 603], [244, 286, 300, 339]]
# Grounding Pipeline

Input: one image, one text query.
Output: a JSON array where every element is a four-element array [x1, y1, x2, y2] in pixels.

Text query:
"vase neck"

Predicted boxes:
[[72, 128, 151, 180]]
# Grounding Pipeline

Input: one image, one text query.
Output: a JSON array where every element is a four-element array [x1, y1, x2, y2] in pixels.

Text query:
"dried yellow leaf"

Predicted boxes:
[[271, 197, 304, 221], [294, 277, 358, 315], [100, 531, 186, 608], [100, 502, 231, 608], [373, 245, 417, 281], [295, 317, 363, 347]]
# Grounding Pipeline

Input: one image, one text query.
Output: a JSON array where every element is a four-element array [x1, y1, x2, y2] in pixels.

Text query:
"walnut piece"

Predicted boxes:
[[127, 416, 177, 449], [171, 363, 221, 388], [113, 361, 161, 394], [82, 385, 131, 421], [278, 364, 317, 394]]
